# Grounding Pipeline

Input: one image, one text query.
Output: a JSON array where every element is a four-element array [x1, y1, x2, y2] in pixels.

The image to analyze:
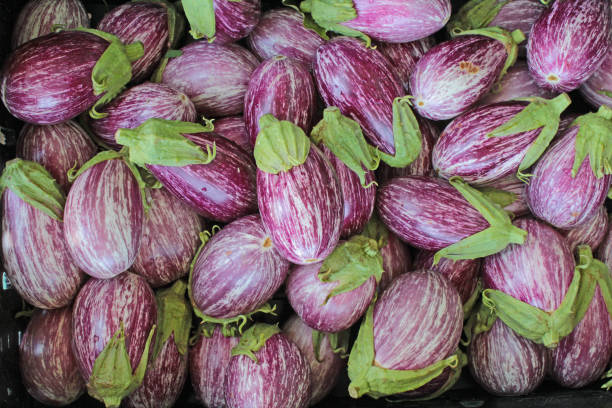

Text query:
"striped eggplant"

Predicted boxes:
[[527, 0, 611, 92], [480, 175, 529, 217], [244, 56, 316, 146], [377, 37, 434, 93], [468, 319, 549, 396], [19, 307, 85, 406], [225, 324, 311, 408], [212, 0, 260, 44], [599, 217, 612, 268], [72, 272, 157, 407], [132, 188, 202, 288], [580, 47, 612, 109], [410, 29, 523, 121], [16, 121, 96, 192], [283, 315, 345, 406], [161, 41, 259, 117], [11, 0, 89, 49], [246, 8, 325, 65], [562, 206, 609, 253], [213, 116, 251, 153], [64, 157, 144, 279], [89, 82, 197, 149], [189, 326, 240, 408]]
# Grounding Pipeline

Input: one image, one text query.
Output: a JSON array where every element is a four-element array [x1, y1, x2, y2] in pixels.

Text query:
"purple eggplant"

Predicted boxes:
[[488, 0, 546, 44], [599, 218, 612, 268], [580, 47, 612, 109], [244, 56, 316, 146], [247, 8, 325, 65], [11, 0, 89, 49], [16, 120, 96, 192], [377, 37, 434, 93], [225, 324, 311, 408], [527, 0, 611, 92], [189, 326, 240, 408], [480, 175, 530, 217], [64, 157, 144, 279], [19, 307, 85, 406], [72, 272, 157, 407], [161, 41, 259, 117], [283, 315, 345, 406], [562, 206, 609, 253], [212, 0, 261, 44], [213, 116, 251, 153], [132, 188, 203, 288]]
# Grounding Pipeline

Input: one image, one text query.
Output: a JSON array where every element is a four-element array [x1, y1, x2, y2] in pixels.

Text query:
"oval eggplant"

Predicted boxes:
[[148, 132, 257, 223], [562, 206, 608, 253], [89, 82, 197, 149], [580, 47, 612, 109], [213, 0, 260, 44], [19, 307, 85, 406], [12, 0, 89, 49], [244, 56, 316, 146], [16, 121, 96, 192], [213, 116, 251, 153], [161, 41, 259, 118], [527, 0, 611, 92], [377, 37, 434, 93], [488, 0, 547, 53], [247, 8, 325, 65], [378, 228, 412, 291], [481, 175, 530, 217], [64, 158, 144, 279]]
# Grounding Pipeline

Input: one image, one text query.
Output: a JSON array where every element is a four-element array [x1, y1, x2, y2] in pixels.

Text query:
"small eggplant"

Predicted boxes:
[[377, 37, 434, 93], [182, 0, 260, 44], [562, 206, 609, 253]]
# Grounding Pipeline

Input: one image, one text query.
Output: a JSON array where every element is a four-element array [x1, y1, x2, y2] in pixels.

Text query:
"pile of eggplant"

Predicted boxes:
[[2, 0, 612, 407]]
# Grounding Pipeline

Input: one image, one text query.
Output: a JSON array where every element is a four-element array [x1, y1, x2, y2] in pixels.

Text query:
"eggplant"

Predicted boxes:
[[244, 56, 316, 146], [377, 37, 434, 93], [64, 156, 144, 279], [527, 0, 611, 92], [599, 216, 612, 268], [562, 206, 609, 253], [19, 307, 85, 406], [580, 47, 612, 109], [247, 8, 325, 65], [213, 116, 251, 153], [480, 175, 530, 217], [212, 0, 261, 44], [132, 188, 203, 288], [161, 41, 259, 118], [190, 214, 290, 320], [11, 0, 90, 49], [225, 324, 311, 408], [72, 272, 157, 407], [16, 120, 96, 192]]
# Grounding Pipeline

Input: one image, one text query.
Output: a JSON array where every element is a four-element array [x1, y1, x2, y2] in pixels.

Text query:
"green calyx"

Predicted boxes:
[[433, 177, 527, 265], [253, 114, 311, 174], [151, 49, 183, 83], [281, 0, 330, 39], [132, 0, 183, 48], [312, 330, 350, 362], [87, 322, 156, 408], [448, 0, 511, 36], [317, 235, 384, 304], [311, 107, 380, 187], [573, 245, 612, 323], [347, 304, 467, 399], [230, 323, 281, 363], [182, 0, 216, 41], [487, 93, 572, 182], [603, 368, 612, 390], [152, 280, 192, 363], [0, 159, 65, 221], [462, 279, 483, 318], [360, 215, 390, 250], [571, 105, 612, 179], [73, 28, 144, 119], [378, 96, 423, 168], [477, 186, 518, 210]]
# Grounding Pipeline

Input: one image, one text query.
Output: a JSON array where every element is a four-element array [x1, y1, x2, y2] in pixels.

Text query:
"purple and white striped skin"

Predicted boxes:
[[213, 116, 251, 153], [527, 0, 611, 93], [468, 319, 549, 396], [191, 214, 290, 319], [189, 326, 240, 408], [257, 144, 343, 265], [11, 0, 90, 49], [2, 189, 85, 309], [340, 0, 451, 44], [283, 315, 344, 406], [598, 217, 612, 268], [225, 332, 311, 408], [132, 188, 202, 288], [320, 145, 375, 238], [147, 132, 257, 223], [410, 35, 509, 121], [377, 37, 435, 93], [562, 206, 609, 253], [212, 0, 261, 45], [379, 229, 412, 291], [64, 159, 144, 279], [89, 82, 197, 149], [97, 2, 169, 83], [16, 121, 96, 192], [526, 126, 612, 229], [580, 46, 612, 109], [246, 9, 325, 65], [432, 101, 544, 185], [1, 31, 108, 125], [414, 251, 480, 305], [314, 36, 403, 155], [481, 175, 530, 217], [161, 41, 259, 118], [376, 176, 489, 251], [285, 261, 376, 333], [72, 272, 157, 384], [558, 113, 581, 137], [244, 56, 316, 146], [488, 0, 547, 56], [20, 307, 85, 406]]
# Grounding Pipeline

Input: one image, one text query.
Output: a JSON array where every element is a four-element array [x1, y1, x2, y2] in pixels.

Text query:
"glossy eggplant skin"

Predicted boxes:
[[378, 229, 412, 291], [377, 37, 434, 93], [562, 206, 609, 253], [213, 0, 261, 44], [580, 47, 612, 108], [527, 0, 611, 92], [213, 116, 251, 153], [19, 307, 85, 406], [148, 132, 258, 223]]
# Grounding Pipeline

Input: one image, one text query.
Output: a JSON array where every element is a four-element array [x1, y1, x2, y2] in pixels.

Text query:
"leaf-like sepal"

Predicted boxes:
[[299, 0, 371, 47], [378, 97, 423, 168], [182, 0, 216, 41], [230, 323, 281, 363], [571, 105, 612, 179], [153, 280, 192, 361], [448, 0, 511, 35]]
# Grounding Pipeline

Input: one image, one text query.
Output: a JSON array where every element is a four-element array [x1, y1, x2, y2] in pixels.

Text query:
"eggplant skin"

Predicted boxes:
[[378, 230, 412, 292], [19, 307, 85, 406], [213, 0, 261, 44], [580, 47, 612, 109], [377, 37, 434, 93], [598, 220, 612, 270], [561, 205, 608, 253], [488, 0, 546, 56], [213, 116, 251, 153]]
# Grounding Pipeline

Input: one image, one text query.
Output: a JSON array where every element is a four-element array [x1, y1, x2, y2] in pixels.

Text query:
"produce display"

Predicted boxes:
[[2, 0, 612, 407]]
